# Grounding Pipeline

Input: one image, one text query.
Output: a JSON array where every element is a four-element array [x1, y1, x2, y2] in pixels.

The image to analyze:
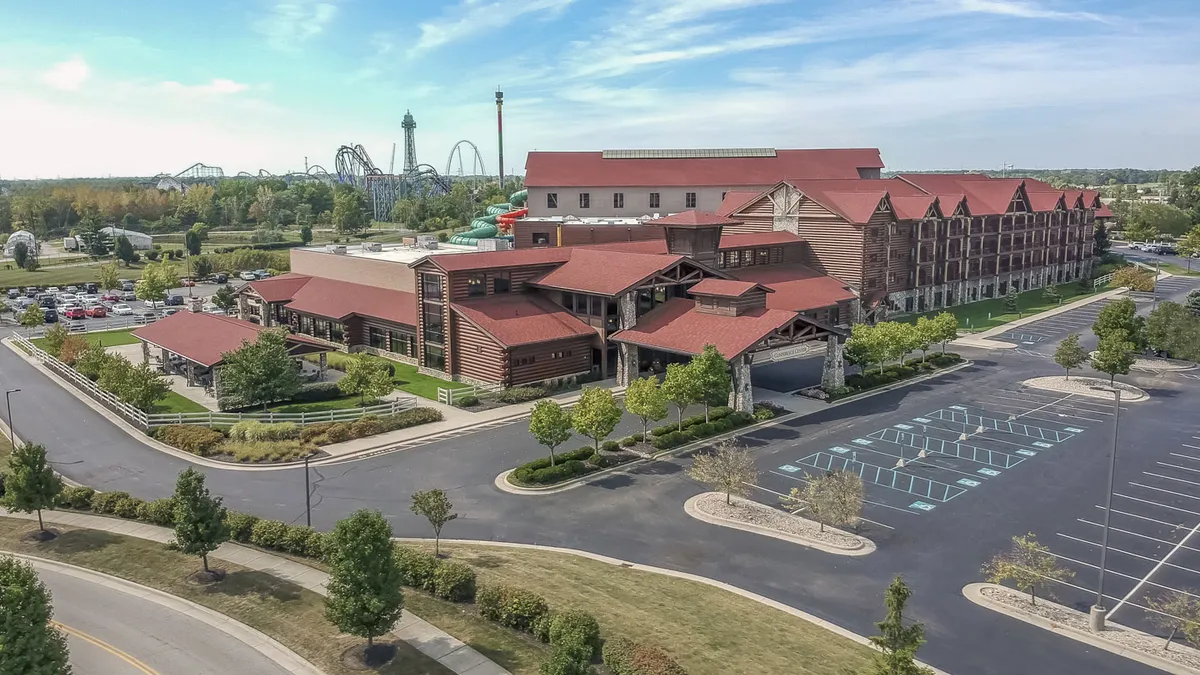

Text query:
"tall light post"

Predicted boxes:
[[1151, 258, 1162, 311], [4, 388, 20, 446], [1090, 388, 1122, 632], [304, 453, 315, 527]]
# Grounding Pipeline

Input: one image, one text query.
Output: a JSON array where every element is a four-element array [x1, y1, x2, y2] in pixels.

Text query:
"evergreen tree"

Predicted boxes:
[[172, 468, 229, 576], [1093, 221, 1112, 257], [1003, 285, 1020, 314], [868, 576, 933, 675], [0, 557, 72, 675], [324, 509, 404, 650], [114, 235, 136, 266], [2, 443, 62, 533]]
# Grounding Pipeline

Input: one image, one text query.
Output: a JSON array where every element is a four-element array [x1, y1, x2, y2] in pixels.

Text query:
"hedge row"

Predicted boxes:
[[299, 408, 444, 446], [510, 445, 637, 486], [603, 637, 687, 675], [649, 407, 735, 437], [827, 353, 964, 401], [649, 408, 769, 451]]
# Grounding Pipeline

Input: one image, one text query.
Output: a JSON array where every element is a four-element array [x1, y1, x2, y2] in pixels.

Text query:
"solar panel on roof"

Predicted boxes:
[[601, 148, 777, 159]]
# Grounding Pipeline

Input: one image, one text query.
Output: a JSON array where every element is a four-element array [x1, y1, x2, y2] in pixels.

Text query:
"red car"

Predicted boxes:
[[86, 305, 107, 318], [181, 279, 196, 287], [63, 307, 86, 320], [101, 292, 120, 302]]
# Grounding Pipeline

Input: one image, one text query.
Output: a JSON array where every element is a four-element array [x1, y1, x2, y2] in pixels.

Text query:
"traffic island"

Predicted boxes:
[[684, 493, 874, 556], [1022, 376, 1149, 402], [964, 583, 1200, 674]]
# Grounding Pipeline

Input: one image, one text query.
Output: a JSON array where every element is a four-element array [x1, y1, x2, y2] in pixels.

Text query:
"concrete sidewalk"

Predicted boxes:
[[0, 508, 511, 675], [949, 286, 1129, 351]]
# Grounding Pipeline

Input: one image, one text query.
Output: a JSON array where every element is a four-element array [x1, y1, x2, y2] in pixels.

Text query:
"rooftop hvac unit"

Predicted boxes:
[[362, 242, 382, 252], [416, 235, 438, 250], [423, 241, 439, 250], [325, 245, 347, 255], [476, 239, 513, 251]]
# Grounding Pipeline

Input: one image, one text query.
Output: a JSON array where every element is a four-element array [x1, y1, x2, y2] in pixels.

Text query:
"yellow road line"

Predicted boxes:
[[52, 620, 161, 675]]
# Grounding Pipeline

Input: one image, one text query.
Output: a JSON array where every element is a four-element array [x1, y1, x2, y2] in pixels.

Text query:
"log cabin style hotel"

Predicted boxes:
[[208, 147, 1106, 410]]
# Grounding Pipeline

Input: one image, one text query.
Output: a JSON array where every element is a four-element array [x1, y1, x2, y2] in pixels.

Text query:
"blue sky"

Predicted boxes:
[[1, 0, 1197, 178]]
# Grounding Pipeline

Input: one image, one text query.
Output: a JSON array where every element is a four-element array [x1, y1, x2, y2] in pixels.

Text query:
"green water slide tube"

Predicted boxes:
[[447, 189, 529, 245]]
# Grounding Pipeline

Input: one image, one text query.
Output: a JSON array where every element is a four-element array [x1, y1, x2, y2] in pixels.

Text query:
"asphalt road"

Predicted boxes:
[[34, 563, 293, 675], [2, 277, 1199, 674]]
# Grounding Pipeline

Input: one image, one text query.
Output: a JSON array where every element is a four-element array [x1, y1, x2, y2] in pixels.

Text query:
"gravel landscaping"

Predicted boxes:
[[1022, 375, 1149, 402], [1131, 355, 1196, 372], [693, 492, 866, 551], [980, 585, 1200, 670]]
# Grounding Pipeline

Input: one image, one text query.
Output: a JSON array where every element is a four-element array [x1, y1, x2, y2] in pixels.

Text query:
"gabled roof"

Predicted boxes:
[[610, 298, 799, 358], [244, 274, 416, 326], [1027, 191, 1066, 212], [650, 210, 742, 227], [718, 231, 802, 248], [530, 250, 685, 296], [731, 264, 857, 312], [244, 273, 318, 303], [688, 278, 773, 298], [411, 247, 573, 273], [716, 191, 763, 216], [1096, 203, 1114, 218], [131, 311, 328, 368], [450, 295, 595, 347], [524, 148, 885, 188], [897, 174, 1026, 216], [891, 195, 940, 220]]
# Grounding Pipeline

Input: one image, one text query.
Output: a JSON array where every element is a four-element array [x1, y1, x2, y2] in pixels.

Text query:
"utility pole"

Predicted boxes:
[[4, 388, 20, 445], [1090, 388, 1122, 632]]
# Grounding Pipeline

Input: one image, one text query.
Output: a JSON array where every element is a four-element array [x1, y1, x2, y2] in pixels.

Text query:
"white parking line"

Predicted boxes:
[[1109, 520, 1200, 619], [1158, 462, 1200, 475], [748, 480, 896, 529], [1130, 483, 1200, 503], [765, 470, 916, 517], [1144, 472, 1200, 489], [1116, 492, 1200, 518], [1093, 506, 1189, 531], [1078, 518, 1200, 555], [1057, 532, 1200, 579], [973, 399, 1104, 423], [1184, 444, 1200, 451], [1045, 549, 1200, 604], [1170, 453, 1200, 463]]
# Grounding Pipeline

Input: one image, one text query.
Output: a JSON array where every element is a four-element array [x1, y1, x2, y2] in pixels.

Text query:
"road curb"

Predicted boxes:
[[1021, 376, 1149, 402], [963, 583, 1199, 675], [807, 359, 975, 408], [683, 493, 875, 556], [5, 551, 325, 675]]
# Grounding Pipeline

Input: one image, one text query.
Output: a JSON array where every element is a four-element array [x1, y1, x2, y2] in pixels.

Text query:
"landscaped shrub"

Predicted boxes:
[[278, 524, 323, 557], [603, 637, 686, 675], [455, 394, 480, 407], [477, 584, 504, 622], [600, 440, 620, 453], [752, 405, 775, 422], [379, 407, 443, 431], [651, 432, 685, 451], [322, 424, 352, 444], [229, 420, 300, 442], [692, 422, 715, 437], [348, 415, 385, 439], [431, 561, 476, 602], [113, 496, 144, 519], [56, 486, 95, 510], [532, 613, 554, 643], [156, 425, 226, 456], [299, 422, 335, 444], [225, 511, 259, 542], [590, 454, 622, 469], [514, 460, 593, 485], [291, 381, 343, 403], [478, 585, 549, 632], [496, 386, 548, 404], [394, 545, 441, 590], [137, 498, 176, 526], [223, 440, 312, 463], [249, 519, 290, 549], [620, 436, 637, 447], [549, 610, 601, 661], [540, 648, 592, 675], [91, 491, 131, 515]]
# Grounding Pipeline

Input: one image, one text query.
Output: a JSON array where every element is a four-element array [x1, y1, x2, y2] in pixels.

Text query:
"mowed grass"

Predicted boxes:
[[907, 281, 1098, 332], [31, 328, 141, 350], [267, 394, 380, 413], [0, 261, 185, 289], [305, 351, 466, 401], [0, 518, 453, 675], [152, 391, 210, 415], [406, 542, 875, 675]]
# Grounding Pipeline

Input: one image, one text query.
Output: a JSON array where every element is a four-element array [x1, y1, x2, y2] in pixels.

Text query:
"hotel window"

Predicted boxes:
[[547, 193, 558, 209], [756, 248, 770, 265], [421, 273, 443, 300], [769, 247, 783, 264], [369, 326, 386, 350], [330, 322, 344, 342], [493, 272, 511, 294], [740, 249, 754, 266], [685, 192, 697, 208], [532, 232, 550, 246], [467, 274, 486, 297], [649, 193, 660, 208], [423, 305, 445, 344], [723, 250, 740, 268], [579, 193, 590, 209], [613, 192, 624, 209], [389, 331, 411, 356]]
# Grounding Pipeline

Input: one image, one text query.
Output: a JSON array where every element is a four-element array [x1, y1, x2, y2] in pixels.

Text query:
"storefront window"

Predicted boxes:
[[424, 305, 445, 344], [390, 331, 411, 356], [423, 344, 445, 370], [421, 274, 443, 300], [369, 326, 386, 349]]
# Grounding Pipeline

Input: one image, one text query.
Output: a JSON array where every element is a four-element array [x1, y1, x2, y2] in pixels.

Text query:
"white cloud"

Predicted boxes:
[[410, 0, 574, 56], [159, 78, 250, 96], [41, 57, 90, 91], [952, 0, 1107, 22], [255, 1, 340, 52]]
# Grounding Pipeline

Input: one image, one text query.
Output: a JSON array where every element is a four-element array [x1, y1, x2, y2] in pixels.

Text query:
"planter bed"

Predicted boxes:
[[645, 405, 777, 452], [506, 446, 640, 488], [797, 353, 964, 402]]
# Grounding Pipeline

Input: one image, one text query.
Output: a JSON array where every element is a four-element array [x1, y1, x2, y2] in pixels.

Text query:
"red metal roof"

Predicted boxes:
[[451, 295, 596, 347], [1096, 203, 1114, 218], [1027, 191, 1065, 212], [897, 174, 1025, 216], [688, 278, 773, 298], [412, 246, 574, 272], [609, 298, 797, 358], [581, 239, 669, 254], [731, 264, 857, 312], [245, 273, 313, 303], [132, 312, 328, 368], [530, 249, 684, 296], [524, 149, 884, 188], [890, 195, 939, 220], [717, 191, 763, 216], [285, 276, 416, 326], [650, 210, 743, 227]]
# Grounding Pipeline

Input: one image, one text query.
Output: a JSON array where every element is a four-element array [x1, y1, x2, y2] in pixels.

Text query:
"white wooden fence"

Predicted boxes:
[[12, 334, 417, 429], [437, 381, 502, 405]]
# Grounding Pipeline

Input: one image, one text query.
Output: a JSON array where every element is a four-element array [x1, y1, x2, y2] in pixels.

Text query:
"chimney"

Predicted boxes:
[[189, 297, 204, 313]]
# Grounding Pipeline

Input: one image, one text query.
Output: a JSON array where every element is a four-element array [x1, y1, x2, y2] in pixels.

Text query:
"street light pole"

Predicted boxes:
[[4, 388, 20, 446], [304, 453, 313, 527], [1152, 259, 1161, 311], [1090, 388, 1122, 632]]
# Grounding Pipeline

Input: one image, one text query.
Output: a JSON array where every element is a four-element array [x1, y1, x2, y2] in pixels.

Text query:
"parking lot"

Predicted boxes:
[[748, 386, 1117, 531], [3, 279, 248, 333], [991, 296, 1122, 347]]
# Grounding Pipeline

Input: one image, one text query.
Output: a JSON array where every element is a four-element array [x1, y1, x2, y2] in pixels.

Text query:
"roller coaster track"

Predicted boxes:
[[445, 140, 486, 178], [335, 144, 383, 187]]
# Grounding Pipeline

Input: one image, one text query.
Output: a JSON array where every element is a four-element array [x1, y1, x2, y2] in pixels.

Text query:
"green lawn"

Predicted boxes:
[[267, 393, 381, 413], [152, 391, 210, 414], [0, 260, 186, 289], [305, 352, 466, 400], [1159, 262, 1200, 277], [907, 281, 1098, 332], [31, 328, 141, 351]]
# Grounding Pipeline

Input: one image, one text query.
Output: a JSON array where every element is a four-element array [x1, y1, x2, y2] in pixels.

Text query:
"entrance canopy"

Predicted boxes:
[[132, 311, 331, 368]]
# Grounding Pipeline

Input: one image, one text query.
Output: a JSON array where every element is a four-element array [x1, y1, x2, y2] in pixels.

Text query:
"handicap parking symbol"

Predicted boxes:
[[909, 501, 937, 511], [1016, 449, 1038, 457], [977, 468, 1002, 477], [956, 478, 981, 487], [778, 465, 801, 473], [949, 405, 967, 410], [894, 423, 914, 430], [1032, 441, 1054, 448], [829, 446, 852, 454], [1064, 427, 1084, 433], [852, 438, 873, 446], [912, 417, 932, 423]]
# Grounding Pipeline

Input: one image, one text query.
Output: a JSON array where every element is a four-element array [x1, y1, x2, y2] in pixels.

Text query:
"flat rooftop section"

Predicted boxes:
[[518, 215, 660, 226], [300, 242, 482, 264]]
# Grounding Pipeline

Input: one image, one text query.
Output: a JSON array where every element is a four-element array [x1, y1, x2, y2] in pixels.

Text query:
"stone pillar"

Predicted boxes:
[[729, 354, 753, 413], [237, 294, 250, 321], [618, 292, 637, 329], [821, 337, 845, 390], [616, 343, 639, 386], [319, 351, 327, 378], [186, 363, 195, 386], [141, 340, 149, 365]]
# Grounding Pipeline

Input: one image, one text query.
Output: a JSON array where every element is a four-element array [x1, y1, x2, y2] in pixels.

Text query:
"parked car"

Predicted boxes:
[[163, 308, 179, 316], [86, 305, 107, 318], [180, 278, 196, 287], [24, 287, 38, 298], [79, 294, 99, 304], [213, 273, 228, 284], [238, 270, 257, 281], [65, 285, 78, 294], [57, 293, 78, 303], [111, 303, 133, 316], [43, 309, 58, 323], [84, 282, 99, 294], [165, 294, 185, 306], [101, 292, 120, 302], [134, 311, 157, 324], [1156, 246, 1177, 255], [62, 306, 86, 320], [253, 269, 270, 279], [119, 280, 135, 291], [47, 286, 61, 294], [119, 290, 136, 301], [6, 289, 16, 300], [38, 297, 57, 309]]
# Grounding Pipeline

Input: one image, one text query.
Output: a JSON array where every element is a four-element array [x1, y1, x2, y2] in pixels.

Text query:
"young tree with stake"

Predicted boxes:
[[337, 353, 394, 405], [689, 344, 731, 422], [529, 399, 573, 466], [571, 387, 622, 451], [868, 576, 933, 675], [0, 557, 72, 674], [324, 509, 404, 655], [1053, 333, 1089, 381], [687, 439, 757, 505], [1092, 330, 1137, 385], [410, 489, 457, 557], [2, 443, 62, 535], [172, 467, 229, 578], [1147, 591, 1200, 650], [785, 470, 864, 533], [623, 376, 667, 439], [661, 362, 701, 430], [982, 533, 1073, 606]]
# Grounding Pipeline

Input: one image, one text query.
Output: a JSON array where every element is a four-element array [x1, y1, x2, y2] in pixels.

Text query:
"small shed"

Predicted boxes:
[[102, 227, 153, 250]]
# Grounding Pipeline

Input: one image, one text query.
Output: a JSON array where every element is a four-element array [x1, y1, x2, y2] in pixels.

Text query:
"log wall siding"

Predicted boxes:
[[447, 265, 561, 300], [724, 194, 774, 234], [451, 313, 509, 384], [792, 197, 866, 287], [694, 289, 768, 316], [508, 336, 594, 386], [860, 210, 892, 294]]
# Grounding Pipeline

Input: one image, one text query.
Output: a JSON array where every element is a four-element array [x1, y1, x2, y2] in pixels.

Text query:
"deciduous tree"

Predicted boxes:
[[193, 256, 214, 280], [689, 344, 730, 422], [1178, 226, 1200, 273], [571, 387, 622, 451], [41, 323, 69, 357], [983, 533, 1074, 606], [300, 223, 313, 245], [1146, 301, 1200, 361], [337, 353, 394, 405], [323, 509, 404, 650], [1187, 289, 1200, 318], [172, 467, 229, 576], [2, 443, 62, 533], [20, 303, 43, 332], [0, 557, 71, 674], [623, 376, 667, 439], [410, 489, 457, 557], [1093, 297, 1146, 350], [661, 362, 701, 430], [332, 186, 370, 236], [786, 470, 864, 532], [135, 260, 180, 305], [98, 262, 119, 291], [1147, 591, 1200, 650], [211, 285, 238, 312], [1053, 333, 1089, 380], [868, 576, 933, 675], [1092, 329, 1137, 385], [913, 317, 937, 362], [529, 399, 573, 466], [687, 439, 756, 505], [1111, 266, 1155, 292], [218, 329, 303, 410], [932, 312, 959, 354]]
